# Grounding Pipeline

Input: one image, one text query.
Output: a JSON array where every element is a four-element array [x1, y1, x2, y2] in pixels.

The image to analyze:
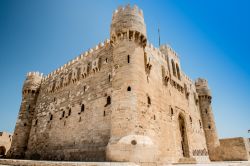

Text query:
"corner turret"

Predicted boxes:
[[110, 4, 147, 47], [195, 78, 220, 161], [7, 72, 43, 159]]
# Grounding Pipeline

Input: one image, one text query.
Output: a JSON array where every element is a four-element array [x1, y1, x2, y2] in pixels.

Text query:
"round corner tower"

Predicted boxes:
[[7, 72, 43, 159], [195, 78, 220, 161], [110, 4, 147, 47], [107, 5, 157, 162]]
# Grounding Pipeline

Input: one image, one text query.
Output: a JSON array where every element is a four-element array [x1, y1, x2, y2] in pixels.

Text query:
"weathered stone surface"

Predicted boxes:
[[219, 137, 250, 161], [6, 4, 249, 164], [0, 132, 12, 156]]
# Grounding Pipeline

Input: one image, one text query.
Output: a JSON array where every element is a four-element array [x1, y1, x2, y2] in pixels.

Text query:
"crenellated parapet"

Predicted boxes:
[[160, 44, 180, 60], [43, 39, 110, 81], [110, 5, 147, 47], [22, 72, 43, 96]]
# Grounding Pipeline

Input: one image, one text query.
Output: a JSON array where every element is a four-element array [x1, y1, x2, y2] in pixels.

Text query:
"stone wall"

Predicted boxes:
[[0, 132, 12, 156], [220, 137, 250, 161], [25, 43, 113, 161]]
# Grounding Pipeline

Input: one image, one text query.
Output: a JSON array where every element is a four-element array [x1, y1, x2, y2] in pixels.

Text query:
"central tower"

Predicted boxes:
[[106, 5, 157, 162]]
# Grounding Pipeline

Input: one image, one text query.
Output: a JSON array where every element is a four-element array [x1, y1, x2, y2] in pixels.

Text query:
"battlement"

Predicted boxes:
[[112, 4, 144, 20], [26, 72, 43, 78], [43, 39, 110, 80], [160, 44, 179, 60]]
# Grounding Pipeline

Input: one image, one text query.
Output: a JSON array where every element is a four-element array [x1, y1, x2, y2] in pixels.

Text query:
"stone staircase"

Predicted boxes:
[[177, 157, 197, 164]]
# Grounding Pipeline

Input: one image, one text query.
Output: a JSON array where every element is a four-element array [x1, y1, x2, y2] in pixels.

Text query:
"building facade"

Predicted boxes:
[[7, 5, 235, 164]]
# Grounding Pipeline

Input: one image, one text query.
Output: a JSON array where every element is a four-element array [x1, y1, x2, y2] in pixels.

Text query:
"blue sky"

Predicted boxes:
[[0, 0, 249, 138]]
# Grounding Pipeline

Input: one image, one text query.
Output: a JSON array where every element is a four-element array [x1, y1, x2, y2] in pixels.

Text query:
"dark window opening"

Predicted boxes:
[[127, 55, 130, 63], [108, 74, 111, 82], [68, 108, 71, 116], [81, 104, 85, 113], [50, 114, 53, 121], [153, 115, 156, 120], [189, 116, 192, 124], [127, 86, 131, 91], [103, 111, 106, 117], [171, 108, 174, 116], [205, 109, 208, 114], [131, 140, 137, 145], [35, 119, 38, 126], [53, 97, 56, 102], [147, 96, 151, 105], [24, 123, 27, 126], [83, 86, 86, 92], [208, 125, 211, 129], [105, 96, 111, 106]]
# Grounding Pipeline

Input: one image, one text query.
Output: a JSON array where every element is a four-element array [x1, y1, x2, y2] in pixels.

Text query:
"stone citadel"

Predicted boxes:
[[6, 4, 250, 164]]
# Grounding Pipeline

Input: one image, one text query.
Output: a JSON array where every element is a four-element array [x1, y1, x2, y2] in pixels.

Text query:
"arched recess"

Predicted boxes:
[[171, 59, 176, 77], [178, 114, 190, 158], [176, 63, 181, 80], [0, 146, 6, 156]]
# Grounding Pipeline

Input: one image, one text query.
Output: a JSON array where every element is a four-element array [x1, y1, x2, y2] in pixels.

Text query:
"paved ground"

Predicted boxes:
[[0, 159, 250, 166]]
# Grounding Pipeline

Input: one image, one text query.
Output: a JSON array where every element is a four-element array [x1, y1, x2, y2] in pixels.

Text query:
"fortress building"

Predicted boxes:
[[7, 5, 250, 164]]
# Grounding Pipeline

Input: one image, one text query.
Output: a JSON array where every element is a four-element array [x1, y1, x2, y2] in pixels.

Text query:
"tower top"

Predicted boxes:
[[22, 71, 43, 94], [110, 4, 147, 45], [195, 78, 211, 97]]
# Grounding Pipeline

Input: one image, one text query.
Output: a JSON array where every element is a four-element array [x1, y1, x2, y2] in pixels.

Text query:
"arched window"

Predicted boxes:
[[208, 125, 211, 129], [127, 86, 131, 91], [127, 55, 130, 63], [171, 59, 176, 77], [176, 63, 181, 80]]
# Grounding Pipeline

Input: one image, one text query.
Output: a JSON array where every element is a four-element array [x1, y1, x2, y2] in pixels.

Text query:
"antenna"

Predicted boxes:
[[158, 27, 161, 47]]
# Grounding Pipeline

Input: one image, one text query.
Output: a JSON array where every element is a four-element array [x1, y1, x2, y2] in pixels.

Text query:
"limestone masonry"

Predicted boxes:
[[6, 5, 250, 164], [0, 132, 12, 157]]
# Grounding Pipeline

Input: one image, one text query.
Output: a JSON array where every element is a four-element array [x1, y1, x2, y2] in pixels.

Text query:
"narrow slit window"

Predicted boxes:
[[50, 114, 53, 121], [81, 104, 85, 113], [108, 74, 111, 82], [147, 96, 151, 105], [68, 108, 71, 116], [127, 55, 130, 63]]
